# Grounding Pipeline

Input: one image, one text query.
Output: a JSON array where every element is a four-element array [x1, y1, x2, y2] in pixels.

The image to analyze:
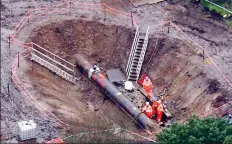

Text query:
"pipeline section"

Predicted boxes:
[[76, 54, 152, 130]]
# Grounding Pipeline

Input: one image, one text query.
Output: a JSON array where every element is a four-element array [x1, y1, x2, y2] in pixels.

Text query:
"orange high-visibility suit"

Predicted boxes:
[[143, 79, 152, 99], [156, 102, 164, 123], [152, 100, 159, 116], [46, 138, 64, 144], [152, 100, 164, 123], [142, 103, 153, 118]]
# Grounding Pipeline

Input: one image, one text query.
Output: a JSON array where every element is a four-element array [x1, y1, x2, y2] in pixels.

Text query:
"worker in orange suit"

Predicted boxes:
[[156, 100, 164, 123], [142, 102, 153, 118], [143, 76, 153, 99], [152, 100, 159, 116]]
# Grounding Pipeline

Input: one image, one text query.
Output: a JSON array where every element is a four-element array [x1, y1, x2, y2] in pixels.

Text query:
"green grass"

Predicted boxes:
[[226, 20, 232, 27], [201, 0, 231, 17]]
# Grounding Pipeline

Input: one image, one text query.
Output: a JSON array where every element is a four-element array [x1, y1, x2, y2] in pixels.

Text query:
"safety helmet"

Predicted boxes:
[[157, 100, 162, 104], [93, 64, 97, 70], [146, 76, 149, 80], [146, 102, 149, 106]]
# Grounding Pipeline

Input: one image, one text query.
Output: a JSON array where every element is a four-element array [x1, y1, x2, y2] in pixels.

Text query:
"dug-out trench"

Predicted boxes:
[[25, 20, 226, 132]]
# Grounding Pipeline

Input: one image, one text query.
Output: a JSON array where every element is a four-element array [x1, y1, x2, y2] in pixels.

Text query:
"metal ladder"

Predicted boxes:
[[126, 27, 150, 82], [30, 48, 77, 84]]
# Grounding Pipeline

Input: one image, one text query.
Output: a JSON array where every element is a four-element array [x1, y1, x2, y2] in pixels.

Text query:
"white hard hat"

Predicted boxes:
[[146, 102, 149, 105], [146, 76, 149, 80]]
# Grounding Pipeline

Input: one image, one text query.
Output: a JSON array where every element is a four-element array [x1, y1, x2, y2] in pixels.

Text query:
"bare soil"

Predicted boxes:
[[1, 0, 232, 142], [25, 18, 229, 130], [25, 20, 137, 132]]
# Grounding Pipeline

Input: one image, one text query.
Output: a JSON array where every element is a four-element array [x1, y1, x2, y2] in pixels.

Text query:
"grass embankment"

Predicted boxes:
[[200, 0, 231, 17]]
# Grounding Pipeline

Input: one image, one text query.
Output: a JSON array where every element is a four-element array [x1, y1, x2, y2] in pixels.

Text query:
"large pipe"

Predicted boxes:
[[76, 54, 157, 132]]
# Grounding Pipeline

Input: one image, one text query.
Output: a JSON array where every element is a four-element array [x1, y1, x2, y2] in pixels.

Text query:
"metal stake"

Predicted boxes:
[[7, 83, 10, 96], [18, 52, 19, 67], [11, 70, 13, 82], [203, 50, 205, 62], [131, 11, 134, 27], [8, 35, 11, 49], [69, 1, 71, 15], [167, 22, 170, 33], [104, 4, 106, 21]]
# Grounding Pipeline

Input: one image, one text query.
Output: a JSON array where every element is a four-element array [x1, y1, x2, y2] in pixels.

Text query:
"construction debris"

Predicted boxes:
[[132, 0, 164, 7]]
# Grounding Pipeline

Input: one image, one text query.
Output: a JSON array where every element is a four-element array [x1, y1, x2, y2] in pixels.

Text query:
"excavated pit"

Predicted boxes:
[[24, 19, 228, 133]]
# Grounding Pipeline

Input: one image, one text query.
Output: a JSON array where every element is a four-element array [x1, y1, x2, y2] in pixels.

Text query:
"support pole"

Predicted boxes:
[[167, 22, 170, 34], [27, 9, 30, 23], [203, 50, 205, 62], [131, 11, 134, 27], [8, 35, 11, 49], [69, 1, 71, 15], [104, 4, 106, 21], [11, 69, 13, 82], [18, 52, 19, 68], [7, 83, 10, 96]]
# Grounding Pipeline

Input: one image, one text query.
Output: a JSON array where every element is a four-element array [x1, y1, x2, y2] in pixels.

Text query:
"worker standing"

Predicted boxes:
[[142, 102, 153, 118], [156, 100, 164, 123], [152, 99, 164, 123], [152, 99, 159, 116], [142, 77, 153, 99]]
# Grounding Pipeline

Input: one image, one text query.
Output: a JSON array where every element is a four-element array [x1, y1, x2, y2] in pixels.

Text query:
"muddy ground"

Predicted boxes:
[[1, 0, 232, 143]]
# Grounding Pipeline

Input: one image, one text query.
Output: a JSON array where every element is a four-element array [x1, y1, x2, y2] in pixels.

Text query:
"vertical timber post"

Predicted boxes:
[[167, 21, 170, 34], [7, 83, 10, 96], [104, 4, 106, 21], [27, 9, 30, 23], [18, 52, 19, 68], [69, 1, 71, 15], [8, 35, 11, 49], [131, 11, 134, 27], [11, 68, 13, 82], [203, 50, 205, 62]]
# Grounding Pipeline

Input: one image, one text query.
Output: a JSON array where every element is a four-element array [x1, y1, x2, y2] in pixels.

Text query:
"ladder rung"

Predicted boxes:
[[130, 72, 137, 75], [131, 65, 137, 68], [129, 75, 137, 78], [134, 54, 140, 57]]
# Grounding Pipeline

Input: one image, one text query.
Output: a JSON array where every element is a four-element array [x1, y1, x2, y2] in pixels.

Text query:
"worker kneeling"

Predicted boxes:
[[143, 77, 153, 99], [88, 64, 100, 78], [142, 102, 153, 118], [152, 100, 164, 123]]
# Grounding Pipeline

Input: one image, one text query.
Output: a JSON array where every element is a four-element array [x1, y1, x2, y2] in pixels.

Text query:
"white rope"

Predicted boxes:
[[63, 128, 116, 140], [63, 127, 158, 143], [122, 128, 157, 143]]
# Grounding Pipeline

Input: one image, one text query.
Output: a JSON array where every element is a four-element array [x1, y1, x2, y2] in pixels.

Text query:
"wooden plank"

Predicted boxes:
[[132, 0, 164, 7]]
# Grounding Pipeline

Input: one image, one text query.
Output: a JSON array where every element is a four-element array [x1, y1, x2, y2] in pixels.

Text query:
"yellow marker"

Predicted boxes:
[[204, 58, 212, 64]]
